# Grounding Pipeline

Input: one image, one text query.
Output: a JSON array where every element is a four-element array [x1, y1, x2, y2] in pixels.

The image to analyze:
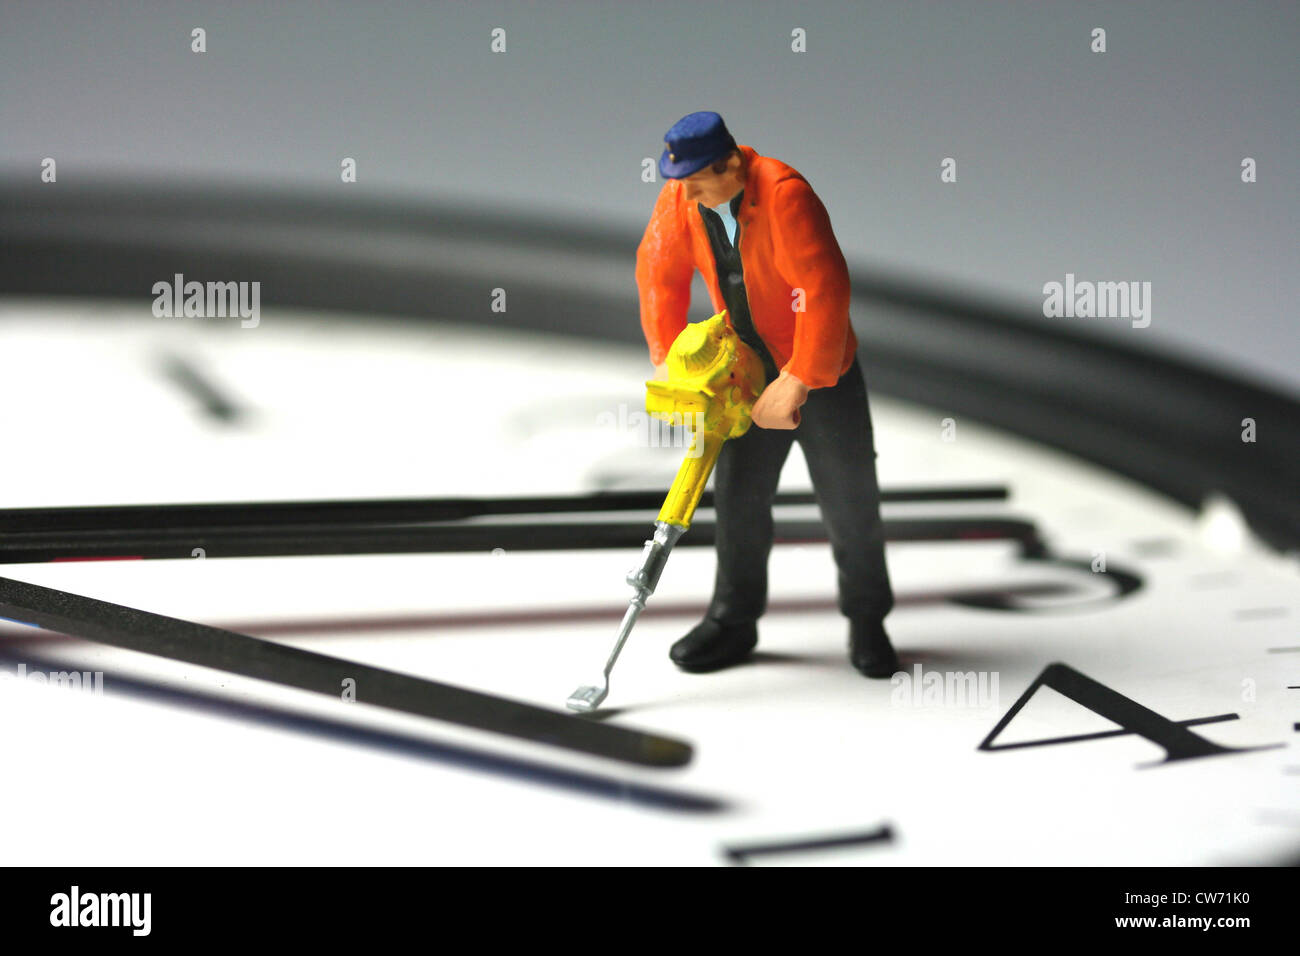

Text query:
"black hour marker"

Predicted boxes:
[[157, 351, 246, 424], [723, 825, 894, 864]]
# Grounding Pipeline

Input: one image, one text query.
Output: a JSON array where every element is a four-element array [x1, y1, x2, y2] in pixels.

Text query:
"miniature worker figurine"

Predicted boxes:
[[636, 110, 898, 677]]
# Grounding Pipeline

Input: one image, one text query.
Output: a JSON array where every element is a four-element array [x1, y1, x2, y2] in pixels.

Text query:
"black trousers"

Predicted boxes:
[[706, 358, 894, 625]]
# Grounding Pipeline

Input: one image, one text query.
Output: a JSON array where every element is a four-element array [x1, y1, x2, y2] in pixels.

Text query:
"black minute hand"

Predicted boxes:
[[0, 575, 692, 769]]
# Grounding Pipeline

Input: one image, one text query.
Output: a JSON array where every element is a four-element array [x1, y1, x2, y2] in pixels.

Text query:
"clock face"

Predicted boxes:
[[1, 297, 1295, 866]]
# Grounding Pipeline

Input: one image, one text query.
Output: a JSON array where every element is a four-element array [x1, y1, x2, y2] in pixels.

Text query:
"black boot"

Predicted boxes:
[[670, 618, 758, 673], [849, 618, 899, 678]]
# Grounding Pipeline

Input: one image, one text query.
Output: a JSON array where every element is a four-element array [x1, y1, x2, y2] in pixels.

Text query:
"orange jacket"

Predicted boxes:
[[635, 144, 857, 389]]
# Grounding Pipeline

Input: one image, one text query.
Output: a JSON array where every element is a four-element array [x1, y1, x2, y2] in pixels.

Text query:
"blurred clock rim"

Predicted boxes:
[[2, 180, 1296, 551]]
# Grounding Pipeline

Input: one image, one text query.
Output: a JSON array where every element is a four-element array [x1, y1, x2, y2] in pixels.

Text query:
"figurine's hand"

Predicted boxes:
[[751, 371, 809, 430], [652, 362, 669, 381]]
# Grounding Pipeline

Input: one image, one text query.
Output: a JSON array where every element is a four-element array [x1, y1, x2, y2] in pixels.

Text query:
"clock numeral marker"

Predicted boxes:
[[948, 555, 1142, 612], [157, 351, 246, 424], [723, 825, 894, 864], [980, 662, 1266, 765], [977, 713, 1239, 751]]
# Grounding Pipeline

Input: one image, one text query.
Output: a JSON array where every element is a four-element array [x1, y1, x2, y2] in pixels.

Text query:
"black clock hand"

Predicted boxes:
[[1, 493, 1146, 612], [0, 574, 692, 769], [0, 483, 1007, 532], [0, 495, 1040, 564]]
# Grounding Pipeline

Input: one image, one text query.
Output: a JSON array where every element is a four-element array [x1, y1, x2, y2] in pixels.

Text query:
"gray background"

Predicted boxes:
[[3, 0, 1296, 396]]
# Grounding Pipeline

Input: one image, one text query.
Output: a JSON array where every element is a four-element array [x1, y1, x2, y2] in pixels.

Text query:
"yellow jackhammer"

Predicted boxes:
[[567, 312, 766, 711]]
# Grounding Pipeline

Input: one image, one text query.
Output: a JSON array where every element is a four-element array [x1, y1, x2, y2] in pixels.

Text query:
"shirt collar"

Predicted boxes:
[[709, 190, 744, 216], [735, 144, 760, 209]]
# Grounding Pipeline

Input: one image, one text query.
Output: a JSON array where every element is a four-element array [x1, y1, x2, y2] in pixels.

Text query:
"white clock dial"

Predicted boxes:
[[1, 298, 1295, 865]]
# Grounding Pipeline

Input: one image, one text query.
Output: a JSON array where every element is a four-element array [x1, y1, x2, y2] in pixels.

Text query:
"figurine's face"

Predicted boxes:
[[679, 150, 745, 207]]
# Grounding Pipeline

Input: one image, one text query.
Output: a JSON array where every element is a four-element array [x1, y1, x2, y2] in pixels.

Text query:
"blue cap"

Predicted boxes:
[[659, 111, 738, 179]]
